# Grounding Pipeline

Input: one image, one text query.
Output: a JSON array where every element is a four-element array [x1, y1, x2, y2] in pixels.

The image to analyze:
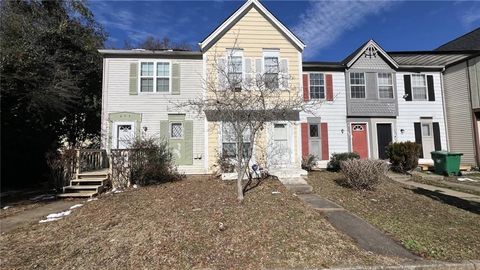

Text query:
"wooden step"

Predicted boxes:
[[71, 178, 107, 186], [65, 185, 101, 190], [78, 173, 108, 179], [57, 191, 97, 198]]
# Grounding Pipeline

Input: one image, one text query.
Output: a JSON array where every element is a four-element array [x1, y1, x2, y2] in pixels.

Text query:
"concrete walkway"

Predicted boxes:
[[297, 193, 419, 260], [278, 177, 313, 194], [1, 199, 83, 234], [388, 173, 480, 203]]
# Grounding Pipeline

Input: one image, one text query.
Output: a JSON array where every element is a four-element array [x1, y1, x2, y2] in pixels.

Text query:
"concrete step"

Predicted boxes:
[[78, 173, 108, 179], [65, 185, 101, 190], [57, 191, 97, 198]]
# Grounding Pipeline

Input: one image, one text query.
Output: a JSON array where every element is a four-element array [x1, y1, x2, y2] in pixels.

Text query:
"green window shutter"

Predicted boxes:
[[160, 120, 169, 142], [181, 120, 193, 165], [129, 63, 138, 95], [171, 63, 181, 95]]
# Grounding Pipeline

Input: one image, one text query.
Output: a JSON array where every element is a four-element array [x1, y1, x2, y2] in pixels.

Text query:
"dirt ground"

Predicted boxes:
[[308, 171, 480, 261], [0, 176, 402, 269]]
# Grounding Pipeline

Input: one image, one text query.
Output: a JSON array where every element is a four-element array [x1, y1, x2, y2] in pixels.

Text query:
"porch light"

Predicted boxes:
[[400, 129, 405, 134], [143, 126, 148, 132]]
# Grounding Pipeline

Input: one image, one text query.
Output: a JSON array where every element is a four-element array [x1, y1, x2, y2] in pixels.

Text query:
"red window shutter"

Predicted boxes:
[[303, 74, 309, 101], [321, 123, 329, 160], [301, 123, 309, 157], [326, 74, 333, 101]]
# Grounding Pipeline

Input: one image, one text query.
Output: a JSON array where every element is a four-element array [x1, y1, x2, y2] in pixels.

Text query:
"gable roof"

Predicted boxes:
[[199, 0, 305, 52], [341, 39, 399, 69], [388, 51, 479, 68], [435, 27, 480, 51]]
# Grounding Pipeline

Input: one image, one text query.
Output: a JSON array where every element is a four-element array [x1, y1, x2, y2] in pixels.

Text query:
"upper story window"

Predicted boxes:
[[263, 49, 280, 90], [227, 49, 243, 91], [140, 61, 171, 93], [309, 73, 325, 99], [411, 74, 427, 100], [377, 73, 393, 99], [350, 72, 365, 99]]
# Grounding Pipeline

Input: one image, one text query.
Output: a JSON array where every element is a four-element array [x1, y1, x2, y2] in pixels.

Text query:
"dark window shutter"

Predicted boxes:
[[433, 122, 441, 151], [326, 74, 333, 101], [427, 75, 435, 101], [129, 63, 138, 95], [414, 122, 423, 158], [404, 75, 412, 101], [171, 63, 181, 95]]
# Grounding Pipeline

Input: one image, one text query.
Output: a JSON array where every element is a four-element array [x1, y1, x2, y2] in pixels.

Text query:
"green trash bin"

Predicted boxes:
[[430, 151, 463, 176]]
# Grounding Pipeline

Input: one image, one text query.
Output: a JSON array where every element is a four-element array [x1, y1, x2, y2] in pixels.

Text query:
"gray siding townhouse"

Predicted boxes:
[[434, 28, 480, 167]]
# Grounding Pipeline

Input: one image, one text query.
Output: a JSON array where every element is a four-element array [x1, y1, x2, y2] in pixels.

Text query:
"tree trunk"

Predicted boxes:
[[236, 137, 244, 202]]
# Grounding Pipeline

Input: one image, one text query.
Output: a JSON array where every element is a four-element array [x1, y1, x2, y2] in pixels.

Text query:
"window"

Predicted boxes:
[[222, 123, 251, 158], [422, 123, 431, 137], [309, 73, 325, 99], [140, 61, 170, 93], [377, 73, 394, 98], [263, 50, 280, 89], [170, 122, 183, 139], [227, 50, 243, 91], [350, 72, 365, 98], [309, 124, 319, 138], [411, 74, 427, 100]]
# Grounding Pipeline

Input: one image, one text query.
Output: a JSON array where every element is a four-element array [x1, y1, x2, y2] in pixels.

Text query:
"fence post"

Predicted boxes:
[[75, 149, 81, 179]]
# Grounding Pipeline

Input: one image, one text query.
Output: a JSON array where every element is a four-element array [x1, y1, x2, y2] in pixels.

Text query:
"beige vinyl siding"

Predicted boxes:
[[101, 57, 207, 174], [204, 5, 303, 171], [444, 62, 476, 165]]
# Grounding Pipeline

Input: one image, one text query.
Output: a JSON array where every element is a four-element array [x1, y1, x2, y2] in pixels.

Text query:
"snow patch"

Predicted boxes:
[[39, 217, 62, 223], [458, 177, 478, 182], [133, 184, 138, 189], [86, 198, 98, 202], [69, 204, 83, 210], [3, 206, 11, 210], [46, 210, 71, 219], [271, 191, 281, 195]]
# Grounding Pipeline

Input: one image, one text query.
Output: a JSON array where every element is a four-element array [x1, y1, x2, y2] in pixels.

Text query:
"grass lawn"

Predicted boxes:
[[307, 171, 480, 261], [0, 176, 401, 269]]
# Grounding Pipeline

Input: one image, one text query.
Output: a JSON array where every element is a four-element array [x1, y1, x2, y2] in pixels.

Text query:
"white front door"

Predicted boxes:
[[114, 122, 135, 149], [421, 121, 434, 159], [270, 123, 290, 166]]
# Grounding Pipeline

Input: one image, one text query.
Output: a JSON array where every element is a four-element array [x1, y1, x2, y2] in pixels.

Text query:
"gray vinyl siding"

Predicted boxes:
[[101, 57, 206, 174], [350, 55, 393, 70], [346, 69, 398, 117], [444, 61, 476, 165], [468, 56, 480, 109]]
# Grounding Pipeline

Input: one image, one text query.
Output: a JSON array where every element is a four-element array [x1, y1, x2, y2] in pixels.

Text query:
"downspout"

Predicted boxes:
[[439, 68, 449, 151]]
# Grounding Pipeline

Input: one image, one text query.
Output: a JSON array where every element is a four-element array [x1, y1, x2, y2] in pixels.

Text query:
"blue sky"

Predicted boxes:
[[88, 0, 480, 61]]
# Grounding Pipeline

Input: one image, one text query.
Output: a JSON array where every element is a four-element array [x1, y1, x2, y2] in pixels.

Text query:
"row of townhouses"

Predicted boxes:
[[99, 0, 480, 175]]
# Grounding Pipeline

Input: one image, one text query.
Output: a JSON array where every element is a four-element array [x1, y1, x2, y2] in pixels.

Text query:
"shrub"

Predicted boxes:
[[302, 154, 318, 171], [327, 152, 360, 172], [46, 148, 77, 190], [340, 159, 388, 190], [386, 141, 422, 173], [111, 137, 183, 188], [216, 155, 235, 174]]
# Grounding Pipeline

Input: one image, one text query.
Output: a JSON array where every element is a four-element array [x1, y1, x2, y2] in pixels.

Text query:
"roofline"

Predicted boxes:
[[445, 51, 480, 68], [345, 40, 399, 69], [198, 0, 305, 52], [98, 49, 203, 59], [388, 50, 480, 55], [435, 27, 480, 51]]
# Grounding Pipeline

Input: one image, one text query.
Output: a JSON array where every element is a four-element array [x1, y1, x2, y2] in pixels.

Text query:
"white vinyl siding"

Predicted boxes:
[[309, 73, 325, 99], [411, 74, 427, 100], [377, 73, 394, 98], [139, 60, 171, 93], [350, 72, 366, 99]]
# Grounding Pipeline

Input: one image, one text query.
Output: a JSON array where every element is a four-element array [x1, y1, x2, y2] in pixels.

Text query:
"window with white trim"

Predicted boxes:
[[222, 123, 251, 158], [377, 73, 394, 98], [350, 72, 365, 98], [227, 49, 243, 91], [170, 122, 183, 139], [263, 50, 280, 90], [309, 73, 325, 99], [411, 74, 427, 100], [140, 61, 170, 93]]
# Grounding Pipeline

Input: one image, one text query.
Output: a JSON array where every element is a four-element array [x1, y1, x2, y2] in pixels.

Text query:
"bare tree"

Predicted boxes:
[[182, 39, 321, 201], [123, 36, 193, 51]]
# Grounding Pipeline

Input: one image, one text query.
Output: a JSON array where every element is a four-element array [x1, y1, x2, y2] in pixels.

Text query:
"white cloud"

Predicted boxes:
[[293, 0, 398, 59], [460, 2, 480, 27]]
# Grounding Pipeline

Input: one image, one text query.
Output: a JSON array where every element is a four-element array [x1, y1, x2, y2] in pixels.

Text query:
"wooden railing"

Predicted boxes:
[[76, 149, 109, 175]]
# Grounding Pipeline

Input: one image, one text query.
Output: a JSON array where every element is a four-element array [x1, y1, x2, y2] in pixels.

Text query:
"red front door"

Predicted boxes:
[[351, 123, 368, 159]]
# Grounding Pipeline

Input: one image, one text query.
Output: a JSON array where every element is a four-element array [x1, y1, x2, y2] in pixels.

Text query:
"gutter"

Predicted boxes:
[[439, 67, 450, 151]]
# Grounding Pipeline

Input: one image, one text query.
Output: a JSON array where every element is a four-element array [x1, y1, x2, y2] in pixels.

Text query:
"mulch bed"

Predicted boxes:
[[307, 171, 480, 261], [0, 176, 400, 269]]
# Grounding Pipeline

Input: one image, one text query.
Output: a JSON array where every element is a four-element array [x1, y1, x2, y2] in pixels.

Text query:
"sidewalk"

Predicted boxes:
[[388, 173, 480, 203], [1, 199, 83, 233]]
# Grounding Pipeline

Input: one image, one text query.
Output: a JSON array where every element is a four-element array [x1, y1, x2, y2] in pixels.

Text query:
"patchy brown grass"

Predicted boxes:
[[308, 171, 480, 261], [0, 176, 400, 269]]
